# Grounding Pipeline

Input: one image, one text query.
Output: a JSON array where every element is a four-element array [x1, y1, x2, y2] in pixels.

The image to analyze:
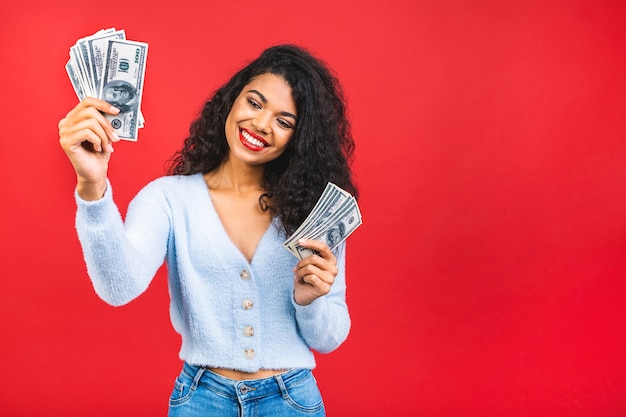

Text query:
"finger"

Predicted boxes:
[[81, 96, 121, 115], [60, 113, 109, 140], [85, 106, 120, 143], [60, 110, 117, 152], [64, 128, 107, 153], [296, 263, 336, 286], [84, 105, 120, 142], [294, 257, 338, 281], [297, 238, 335, 262], [301, 273, 331, 295], [63, 97, 117, 121], [62, 99, 120, 143], [61, 118, 111, 153], [62, 118, 114, 154], [294, 248, 338, 278]]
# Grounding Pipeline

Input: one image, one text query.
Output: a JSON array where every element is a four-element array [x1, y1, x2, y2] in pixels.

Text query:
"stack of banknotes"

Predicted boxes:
[[65, 28, 148, 141], [284, 182, 362, 259]]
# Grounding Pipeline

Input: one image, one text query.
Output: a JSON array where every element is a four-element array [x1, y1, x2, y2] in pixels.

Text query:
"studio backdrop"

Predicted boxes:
[[1, 0, 626, 416]]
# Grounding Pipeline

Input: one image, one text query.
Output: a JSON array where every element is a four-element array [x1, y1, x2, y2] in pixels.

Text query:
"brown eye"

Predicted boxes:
[[247, 98, 261, 110], [277, 118, 293, 129]]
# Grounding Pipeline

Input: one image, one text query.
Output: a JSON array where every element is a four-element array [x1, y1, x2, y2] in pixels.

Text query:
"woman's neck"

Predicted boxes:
[[205, 159, 265, 193]]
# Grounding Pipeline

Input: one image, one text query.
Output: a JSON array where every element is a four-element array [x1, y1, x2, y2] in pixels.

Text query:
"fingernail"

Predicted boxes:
[[111, 132, 120, 142], [108, 144, 115, 153], [298, 238, 307, 245], [110, 106, 120, 114]]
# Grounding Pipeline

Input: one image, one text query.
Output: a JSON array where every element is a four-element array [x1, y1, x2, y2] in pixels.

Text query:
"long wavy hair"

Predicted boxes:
[[168, 44, 358, 235]]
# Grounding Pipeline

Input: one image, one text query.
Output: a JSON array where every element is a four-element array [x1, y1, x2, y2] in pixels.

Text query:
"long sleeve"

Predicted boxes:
[[292, 245, 351, 354], [75, 180, 170, 306]]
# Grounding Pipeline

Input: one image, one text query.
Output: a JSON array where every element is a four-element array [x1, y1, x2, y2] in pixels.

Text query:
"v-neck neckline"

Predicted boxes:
[[197, 173, 274, 265]]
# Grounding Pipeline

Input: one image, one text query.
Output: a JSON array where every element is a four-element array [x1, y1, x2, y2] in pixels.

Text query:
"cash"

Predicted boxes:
[[65, 28, 148, 141], [283, 183, 362, 259]]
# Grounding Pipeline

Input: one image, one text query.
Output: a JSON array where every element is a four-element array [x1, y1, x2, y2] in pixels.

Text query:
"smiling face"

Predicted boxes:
[[224, 73, 297, 167]]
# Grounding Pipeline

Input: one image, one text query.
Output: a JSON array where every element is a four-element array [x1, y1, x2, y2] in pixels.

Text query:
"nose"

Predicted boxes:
[[252, 111, 272, 134]]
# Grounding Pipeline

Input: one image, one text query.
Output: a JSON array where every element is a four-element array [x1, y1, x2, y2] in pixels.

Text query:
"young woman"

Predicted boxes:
[[58, 44, 358, 416]]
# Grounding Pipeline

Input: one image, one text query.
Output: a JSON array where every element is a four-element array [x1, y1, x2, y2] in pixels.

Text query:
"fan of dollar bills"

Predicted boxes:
[[283, 183, 362, 259], [65, 28, 148, 141]]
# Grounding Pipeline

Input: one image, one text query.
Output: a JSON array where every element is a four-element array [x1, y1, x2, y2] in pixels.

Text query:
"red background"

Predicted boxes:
[[2, 0, 626, 416]]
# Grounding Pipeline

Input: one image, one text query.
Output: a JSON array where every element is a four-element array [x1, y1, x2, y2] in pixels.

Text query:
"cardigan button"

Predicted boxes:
[[242, 299, 253, 310], [244, 348, 255, 359], [240, 270, 251, 280], [243, 326, 254, 337]]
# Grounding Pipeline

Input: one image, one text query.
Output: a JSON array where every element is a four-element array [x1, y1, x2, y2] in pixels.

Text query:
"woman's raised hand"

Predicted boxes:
[[292, 239, 339, 306], [58, 98, 121, 200]]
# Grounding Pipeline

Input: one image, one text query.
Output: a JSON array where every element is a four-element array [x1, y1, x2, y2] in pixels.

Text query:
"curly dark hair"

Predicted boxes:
[[168, 44, 358, 235]]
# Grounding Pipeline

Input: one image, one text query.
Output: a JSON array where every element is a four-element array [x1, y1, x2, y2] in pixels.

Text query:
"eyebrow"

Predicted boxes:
[[248, 89, 298, 121]]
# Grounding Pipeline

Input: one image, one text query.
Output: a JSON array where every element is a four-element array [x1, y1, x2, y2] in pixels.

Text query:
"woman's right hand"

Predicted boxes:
[[58, 97, 121, 200]]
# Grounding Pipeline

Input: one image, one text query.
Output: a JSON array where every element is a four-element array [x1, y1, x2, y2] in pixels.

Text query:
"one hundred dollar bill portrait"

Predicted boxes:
[[326, 222, 346, 248], [102, 79, 138, 113]]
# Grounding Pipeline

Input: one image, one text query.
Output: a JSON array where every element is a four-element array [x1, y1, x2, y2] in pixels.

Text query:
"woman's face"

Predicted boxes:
[[224, 73, 297, 167]]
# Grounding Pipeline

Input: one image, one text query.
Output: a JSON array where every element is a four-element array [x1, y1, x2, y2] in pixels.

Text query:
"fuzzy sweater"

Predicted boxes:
[[75, 173, 350, 372]]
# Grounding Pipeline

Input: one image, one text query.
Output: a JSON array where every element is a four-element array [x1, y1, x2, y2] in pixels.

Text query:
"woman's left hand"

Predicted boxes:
[[293, 239, 338, 306]]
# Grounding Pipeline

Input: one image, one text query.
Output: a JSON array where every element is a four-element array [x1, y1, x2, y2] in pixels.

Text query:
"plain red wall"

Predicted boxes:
[[2, 0, 626, 416]]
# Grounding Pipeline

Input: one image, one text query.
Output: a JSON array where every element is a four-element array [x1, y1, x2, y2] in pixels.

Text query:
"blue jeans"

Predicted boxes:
[[167, 363, 326, 417]]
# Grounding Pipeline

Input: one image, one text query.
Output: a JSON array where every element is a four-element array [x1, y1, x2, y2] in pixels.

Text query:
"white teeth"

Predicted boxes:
[[241, 130, 266, 147]]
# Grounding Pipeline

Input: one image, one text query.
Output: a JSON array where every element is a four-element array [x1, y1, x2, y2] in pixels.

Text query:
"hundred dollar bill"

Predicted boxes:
[[283, 184, 350, 255], [65, 29, 148, 138], [85, 30, 144, 128], [283, 183, 337, 255], [76, 36, 95, 95], [70, 44, 93, 97], [65, 59, 86, 101], [283, 182, 362, 259], [67, 29, 112, 99], [87, 29, 126, 93], [309, 196, 357, 239], [99, 39, 148, 141], [291, 197, 362, 259]]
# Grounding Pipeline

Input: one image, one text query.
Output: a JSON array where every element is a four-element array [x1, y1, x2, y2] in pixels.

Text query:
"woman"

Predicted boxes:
[[58, 44, 358, 416]]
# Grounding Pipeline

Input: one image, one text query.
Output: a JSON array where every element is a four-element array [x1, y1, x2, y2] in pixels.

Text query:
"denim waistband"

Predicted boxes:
[[182, 362, 311, 400]]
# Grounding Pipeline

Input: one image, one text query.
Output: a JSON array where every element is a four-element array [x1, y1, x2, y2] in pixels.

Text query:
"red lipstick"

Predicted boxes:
[[239, 128, 269, 151]]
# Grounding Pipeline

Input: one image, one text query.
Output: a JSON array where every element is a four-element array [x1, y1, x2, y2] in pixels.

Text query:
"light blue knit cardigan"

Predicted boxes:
[[75, 173, 350, 372]]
